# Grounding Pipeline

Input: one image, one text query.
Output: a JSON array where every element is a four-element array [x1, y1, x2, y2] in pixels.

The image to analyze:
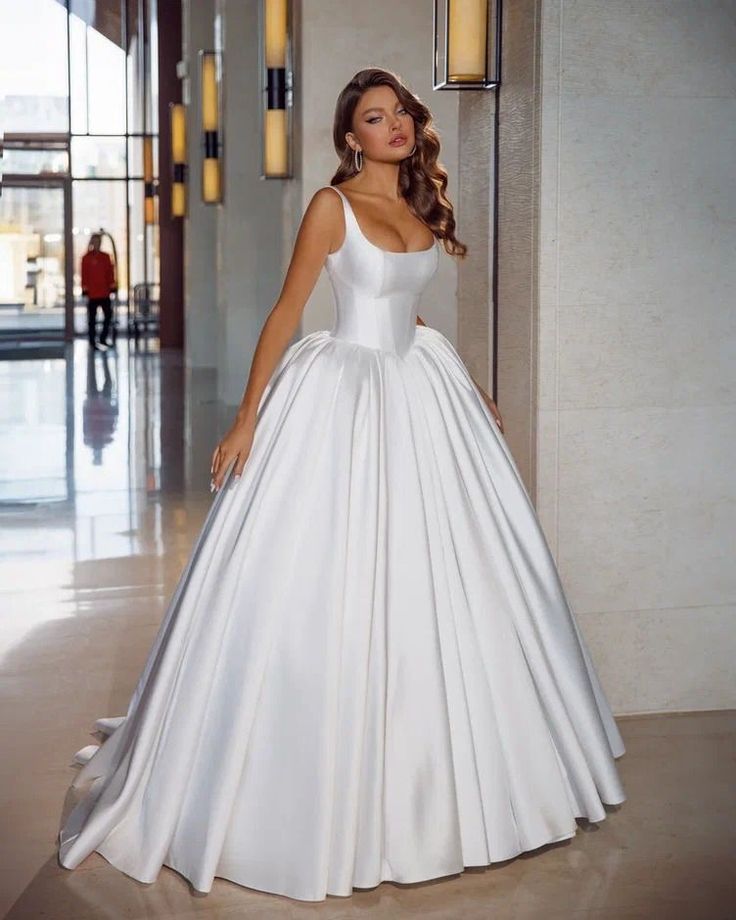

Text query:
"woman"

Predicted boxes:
[[58, 68, 626, 902]]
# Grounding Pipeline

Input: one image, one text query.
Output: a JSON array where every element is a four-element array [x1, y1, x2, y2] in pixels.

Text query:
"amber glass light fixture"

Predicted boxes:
[[169, 103, 187, 218], [200, 50, 222, 203], [261, 0, 293, 178], [143, 135, 157, 224], [433, 0, 502, 90]]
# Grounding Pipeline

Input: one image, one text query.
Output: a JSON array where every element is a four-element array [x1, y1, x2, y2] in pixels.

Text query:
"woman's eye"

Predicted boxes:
[[368, 108, 408, 124]]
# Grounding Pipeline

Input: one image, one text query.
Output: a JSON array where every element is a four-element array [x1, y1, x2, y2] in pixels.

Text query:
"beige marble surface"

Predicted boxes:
[[536, 0, 736, 715]]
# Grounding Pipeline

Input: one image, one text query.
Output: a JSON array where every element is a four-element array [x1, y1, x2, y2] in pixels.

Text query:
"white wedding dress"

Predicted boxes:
[[58, 184, 626, 902]]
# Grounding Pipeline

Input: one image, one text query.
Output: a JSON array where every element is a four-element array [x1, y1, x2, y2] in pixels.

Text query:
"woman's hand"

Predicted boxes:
[[471, 376, 504, 434], [210, 416, 256, 492], [481, 393, 504, 434]]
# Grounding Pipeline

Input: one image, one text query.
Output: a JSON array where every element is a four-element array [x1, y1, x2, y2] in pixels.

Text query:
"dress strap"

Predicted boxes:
[[324, 184, 358, 244]]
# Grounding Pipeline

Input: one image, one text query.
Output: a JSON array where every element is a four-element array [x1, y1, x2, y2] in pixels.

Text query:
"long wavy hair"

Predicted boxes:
[[330, 68, 467, 258]]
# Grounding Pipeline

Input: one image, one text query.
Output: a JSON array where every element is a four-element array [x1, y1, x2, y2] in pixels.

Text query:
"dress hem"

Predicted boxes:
[[58, 805, 624, 903]]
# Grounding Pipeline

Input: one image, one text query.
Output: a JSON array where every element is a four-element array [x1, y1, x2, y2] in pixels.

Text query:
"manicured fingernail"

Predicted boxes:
[[233, 474, 241, 483], [210, 481, 215, 492]]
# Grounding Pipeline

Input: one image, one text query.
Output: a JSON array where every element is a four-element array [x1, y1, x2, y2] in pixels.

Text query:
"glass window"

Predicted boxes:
[[128, 179, 160, 290], [126, 135, 159, 180], [1, 148, 69, 176], [69, 11, 89, 134], [0, 0, 69, 133], [148, 2, 160, 135], [71, 136, 127, 178], [126, 4, 145, 135], [0, 185, 66, 327], [86, 22, 127, 134], [72, 179, 128, 301], [0, 0, 160, 342], [69, 0, 127, 135], [127, 136, 142, 178]]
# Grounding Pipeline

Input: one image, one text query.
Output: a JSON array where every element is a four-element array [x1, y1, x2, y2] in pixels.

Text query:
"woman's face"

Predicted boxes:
[[347, 84, 415, 164]]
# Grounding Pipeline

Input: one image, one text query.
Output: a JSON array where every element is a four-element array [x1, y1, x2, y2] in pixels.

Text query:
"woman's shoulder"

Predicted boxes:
[[307, 185, 345, 214], [312, 183, 346, 199], [315, 180, 359, 198], [299, 187, 346, 250]]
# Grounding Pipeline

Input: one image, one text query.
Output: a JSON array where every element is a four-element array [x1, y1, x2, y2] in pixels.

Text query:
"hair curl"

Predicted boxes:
[[330, 67, 467, 258]]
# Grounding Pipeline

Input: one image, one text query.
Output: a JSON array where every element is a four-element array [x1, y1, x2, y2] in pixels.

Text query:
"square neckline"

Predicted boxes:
[[326, 185, 437, 257]]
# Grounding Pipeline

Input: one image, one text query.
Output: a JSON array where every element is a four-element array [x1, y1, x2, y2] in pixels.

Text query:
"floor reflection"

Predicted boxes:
[[0, 336, 217, 656], [82, 347, 119, 467], [0, 337, 173, 506]]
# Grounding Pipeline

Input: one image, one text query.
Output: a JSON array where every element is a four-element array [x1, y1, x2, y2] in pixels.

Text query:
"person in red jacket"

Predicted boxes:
[[81, 233, 117, 350]]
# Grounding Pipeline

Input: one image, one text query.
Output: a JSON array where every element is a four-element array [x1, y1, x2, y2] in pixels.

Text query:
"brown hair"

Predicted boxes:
[[330, 67, 467, 258]]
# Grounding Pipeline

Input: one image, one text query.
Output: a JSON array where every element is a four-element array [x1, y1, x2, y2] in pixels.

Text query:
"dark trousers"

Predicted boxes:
[[87, 295, 113, 344]]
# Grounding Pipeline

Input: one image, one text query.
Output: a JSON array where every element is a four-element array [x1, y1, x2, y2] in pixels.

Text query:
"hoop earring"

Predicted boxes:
[[353, 148, 363, 172], [408, 144, 416, 156]]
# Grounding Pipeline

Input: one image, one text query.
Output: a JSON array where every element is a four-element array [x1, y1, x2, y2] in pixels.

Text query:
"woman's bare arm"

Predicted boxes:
[[210, 187, 343, 489]]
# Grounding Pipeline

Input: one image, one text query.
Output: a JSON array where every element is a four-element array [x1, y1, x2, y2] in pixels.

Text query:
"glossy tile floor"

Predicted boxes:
[[1, 340, 734, 920]]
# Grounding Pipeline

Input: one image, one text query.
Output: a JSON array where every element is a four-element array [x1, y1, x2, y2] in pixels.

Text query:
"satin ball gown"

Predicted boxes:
[[57, 184, 626, 902]]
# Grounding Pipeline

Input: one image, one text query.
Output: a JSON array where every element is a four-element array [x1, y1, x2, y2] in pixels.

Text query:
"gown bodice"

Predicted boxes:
[[323, 185, 440, 356]]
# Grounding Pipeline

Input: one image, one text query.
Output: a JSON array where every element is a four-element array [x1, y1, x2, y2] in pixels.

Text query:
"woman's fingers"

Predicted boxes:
[[232, 451, 249, 480], [210, 445, 226, 490], [212, 450, 238, 492], [212, 453, 227, 490]]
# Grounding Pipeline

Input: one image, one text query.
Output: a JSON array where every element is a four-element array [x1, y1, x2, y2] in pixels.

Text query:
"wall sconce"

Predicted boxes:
[[261, 0, 293, 179], [433, 0, 502, 90], [170, 102, 187, 218], [200, 50, 222, 203], [143, 134, 157, 224]]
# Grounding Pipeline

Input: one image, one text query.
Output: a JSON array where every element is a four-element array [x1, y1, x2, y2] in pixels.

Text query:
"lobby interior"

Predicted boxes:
[[1, 1, 734, 918]]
